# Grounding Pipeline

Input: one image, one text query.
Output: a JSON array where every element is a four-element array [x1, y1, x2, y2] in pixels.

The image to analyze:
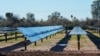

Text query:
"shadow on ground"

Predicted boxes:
[[87, 31, 100, 50], [0, 40, 31, 51], [50, 32, 71, 52]]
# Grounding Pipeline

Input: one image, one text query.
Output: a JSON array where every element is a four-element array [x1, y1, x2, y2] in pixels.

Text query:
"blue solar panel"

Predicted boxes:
[[0, 27, 17, 34], [18, 25, 64, 43], [69, 26, 87, 35], [0, 27, 16, 31], [27, 35, 41, 42]]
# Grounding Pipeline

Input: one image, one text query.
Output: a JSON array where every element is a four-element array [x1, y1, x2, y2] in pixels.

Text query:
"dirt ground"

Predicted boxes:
[[65, 35, 98, 51], [0, 31, 100, 52]]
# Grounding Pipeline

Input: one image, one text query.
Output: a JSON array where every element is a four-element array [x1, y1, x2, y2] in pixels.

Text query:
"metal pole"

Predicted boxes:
[[41, 39, 43, 43], [11, 32, 13, 37], [5, 33, 7, 43], [46, 37, 48, 40], [34, 41, 37, 46], [15, 32, 17, 40], [50, 35, 51, 38], [98, 29, 99, 34], [77, 35, 80, 50], [24, 37, 27, 50]]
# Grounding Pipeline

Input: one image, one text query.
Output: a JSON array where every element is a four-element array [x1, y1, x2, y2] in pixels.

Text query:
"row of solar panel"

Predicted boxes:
[[0, 27, 17, 31], [18, 25, 64, 42], [89, 26, 100, 30], [0, 27, 17, 34], [69, 26, 87, 35]]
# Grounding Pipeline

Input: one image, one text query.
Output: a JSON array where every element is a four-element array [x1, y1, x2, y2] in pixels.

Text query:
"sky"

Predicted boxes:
[[0, 0, 94, 20]]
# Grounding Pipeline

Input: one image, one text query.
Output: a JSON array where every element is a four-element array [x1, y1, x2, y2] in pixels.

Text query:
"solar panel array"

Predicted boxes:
[[0, 27, 16, 31], [69, 26, 87, 35], [18, 25, 64, 43], [0, 27, 17, 34], [89, 26, 100, 30]]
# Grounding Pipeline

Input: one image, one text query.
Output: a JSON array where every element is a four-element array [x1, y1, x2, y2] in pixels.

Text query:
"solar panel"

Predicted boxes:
[[0, 27, 17, 34], [27, 35, 41, 42], [69, 26, 87, 35], [0, 27, 16, 31], [18, 25, 64, 43]]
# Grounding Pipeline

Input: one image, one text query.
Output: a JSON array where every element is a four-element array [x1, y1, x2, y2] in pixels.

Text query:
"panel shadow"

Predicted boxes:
[[0, 40, 31, 51], [87, 31, 100, 50], [50, 32, 71, 52]]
